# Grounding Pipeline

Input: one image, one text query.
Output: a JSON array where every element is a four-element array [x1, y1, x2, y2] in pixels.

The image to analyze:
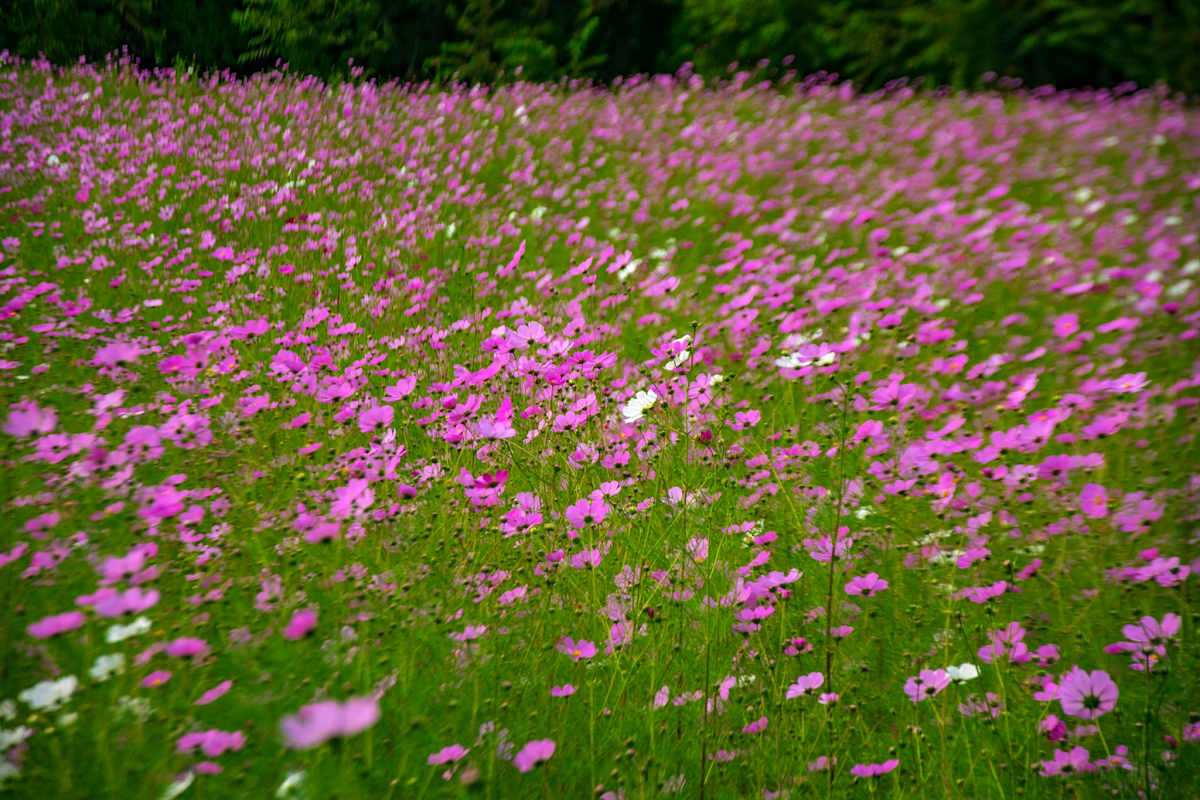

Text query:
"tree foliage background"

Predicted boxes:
[[3, 0, 1198, 94]]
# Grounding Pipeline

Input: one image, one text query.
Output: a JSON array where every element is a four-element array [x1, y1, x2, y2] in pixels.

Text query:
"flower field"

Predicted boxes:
[[1, 53, 1198, 798]]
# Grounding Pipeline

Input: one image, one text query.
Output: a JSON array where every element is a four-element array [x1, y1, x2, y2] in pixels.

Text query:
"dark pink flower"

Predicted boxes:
[[28, 610, 86, 639], [284, 608, 318, 640], [850, 759, 899, 778], [142, 670, 172, 688], [165, 637, 209, 658], [177, 729, 246, 757], [1039, 714, 1068, 742], [513, 739, 555, 772]]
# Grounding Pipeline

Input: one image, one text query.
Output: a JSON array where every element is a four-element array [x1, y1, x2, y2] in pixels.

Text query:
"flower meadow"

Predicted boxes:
[[1, 51, 1199, 799]]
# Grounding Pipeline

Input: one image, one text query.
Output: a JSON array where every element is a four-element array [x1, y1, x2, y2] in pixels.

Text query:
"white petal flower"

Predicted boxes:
[[619, 390, 657, 423], [0, 726, 32, 750], [946, 663, 980, 684], [88, 653, 126, 682], [106, 616, 152, 643], [161, 771, 194, 800], [277, 771, 307, 798], [18, 676, 78, 710]]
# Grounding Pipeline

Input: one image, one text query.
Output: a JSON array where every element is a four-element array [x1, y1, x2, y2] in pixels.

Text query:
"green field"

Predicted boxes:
[[0, 54, 1198, 798]]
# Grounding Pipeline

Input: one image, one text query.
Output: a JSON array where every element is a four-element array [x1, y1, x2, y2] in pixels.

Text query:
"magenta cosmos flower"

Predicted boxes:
[[1038, 746, 1095, 776], [428, 744, 469, 765], [557, 637, 597, 661], [513, 739, 555, 772], [279, 697, 381, 749], [1058, 667, 1118, 720], [28, 610, 86, 639], [845, 573, 889, 597], [283, 608, 318, 640], [565, 496, 609, 529], [1079, 484, 1108, 518], [904, 669, 951, 702], [850, 759, 899, 778]]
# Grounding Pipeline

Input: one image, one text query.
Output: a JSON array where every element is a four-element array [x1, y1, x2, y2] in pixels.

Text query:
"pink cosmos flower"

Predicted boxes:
[[565, 496, 609, 529], [850, 759, 899, 778], [1080, 484, 1108, 518], [904, 669, 951, 702], [358, 404, 394, 434], [1107, 372, 1148, 394], [1058, 667, 1118, 720], [809, 756, 836, 772], [1052, 313, 1079, 338], [305, 521, 340, 544], [557, 637, 597, 662], [513, 739, 555, 772], [28, 610, 86, 639], [1039, 714, 1068, 742], [428, 744, 469, 765], [3, 401, 57, 438], [195, 680, 233, 705], [1038, 746, 1094, 776], [1104, 613, 1181, 671], [280, 696, 381, 749], [845, 573, 889, 596], [550, 684, 576, 697], [785, 671, 824, 699], [283, 609, 318, 640], [142, 670, 172, 688], [742, 716, 767, 735], [177, 729, 246, 757], [165, 637, 210, 658]]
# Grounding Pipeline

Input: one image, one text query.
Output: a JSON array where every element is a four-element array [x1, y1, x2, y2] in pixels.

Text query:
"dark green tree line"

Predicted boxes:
[[2, 0, 1197, 95]]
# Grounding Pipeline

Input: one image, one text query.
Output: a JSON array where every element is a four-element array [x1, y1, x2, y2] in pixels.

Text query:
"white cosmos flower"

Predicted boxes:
[[161, 771, 194, 800], [277, 771, 307, 798], [18, 676, 78, 710], [946, 663, 980, 684], [115, 696, 153, 721], [88, 653, 126, 682], [620, 390, 658, 424], [106, 616, 152, 643], [0, 726, 31, 750], [666, 349, 690, 371]]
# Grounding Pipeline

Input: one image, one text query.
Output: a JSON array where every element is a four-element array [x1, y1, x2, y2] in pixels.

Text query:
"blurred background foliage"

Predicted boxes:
[[3, 0, 1198, 94]]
